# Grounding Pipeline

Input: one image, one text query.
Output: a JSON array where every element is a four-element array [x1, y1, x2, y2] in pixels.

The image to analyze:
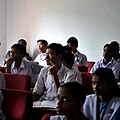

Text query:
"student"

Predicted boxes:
[[110, 41, 120, 81], [110, 41, 120, 62], [4, 39, 32, 64], [83, 68, 120, 120], [0, 72, 6, 120], [32, 43, 76, 107], [91, 43, 120, 80], [34, 39, 48, 66], [17, 39, 32, 61], [5, 44, 43, 87], [50, 82, 89, 120], [62, 51, 82, 84], [67, 37, 88, 67]]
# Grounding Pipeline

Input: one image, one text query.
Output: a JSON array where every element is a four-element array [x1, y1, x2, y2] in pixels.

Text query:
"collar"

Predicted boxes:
[[57, 64, 65, 75], [11, 59, 25, 69], [101, 58, 115, 65], [73, 50, 80, 55]]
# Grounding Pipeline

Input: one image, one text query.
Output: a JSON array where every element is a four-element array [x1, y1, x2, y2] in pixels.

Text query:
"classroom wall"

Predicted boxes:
[[2, 0, 120, 63], [0, 0, 7, 65]]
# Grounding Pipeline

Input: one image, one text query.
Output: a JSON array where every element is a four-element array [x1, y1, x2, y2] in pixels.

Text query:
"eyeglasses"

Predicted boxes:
[[55, 95, 74, 103]]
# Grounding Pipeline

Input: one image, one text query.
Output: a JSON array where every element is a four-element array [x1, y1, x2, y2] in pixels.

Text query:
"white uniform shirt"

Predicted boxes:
[[10, 59, 43, 87], [90, 58, 120, 80], [33, 64, 76, 101], [73, 51, 87, 67], [34, 53, 47, 67], [71, 66, 82, 84], [117, 58, 120, 63], [83, 94, 120, 120]]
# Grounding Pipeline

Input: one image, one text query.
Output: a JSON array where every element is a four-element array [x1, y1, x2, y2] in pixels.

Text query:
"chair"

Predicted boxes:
[[4, 73, 31, 91], [1, 88, 33, 120], [0, 66, 6, 73], [87, 61, 95, 73], [81, 72, 93, 94], [77, 64, 88, 72]]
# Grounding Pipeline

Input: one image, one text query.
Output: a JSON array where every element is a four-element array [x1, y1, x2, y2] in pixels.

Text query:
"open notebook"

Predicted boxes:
[[33, 100, 57, 108]]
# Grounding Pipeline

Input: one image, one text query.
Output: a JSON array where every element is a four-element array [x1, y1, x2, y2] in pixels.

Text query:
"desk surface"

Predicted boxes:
[[32, 107, 57, 112]]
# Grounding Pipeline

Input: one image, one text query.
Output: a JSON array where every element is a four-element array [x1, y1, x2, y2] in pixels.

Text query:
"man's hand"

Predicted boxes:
[[48, 61, 58, 77], [49, 61, 60, 93], [49, 66, 58, 77], [5, 57, 14, 73]]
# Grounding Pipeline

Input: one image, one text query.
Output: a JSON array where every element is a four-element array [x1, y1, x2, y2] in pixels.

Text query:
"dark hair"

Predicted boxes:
[[93, 68, 120, 96], [67, 37, 78, 47], [61, 82, 86, 105], [47, 43, 64, 56], [62, 51, 74, 66], [11, 44, 26, 54], [103, 43, 112, 50], [63, 45, 72, 52], [18, 39, 27, 47], [103, 43, 112, 49], [103, 43, 113, 55], [37, 39, 48, 46], [110, 41, 119, 53]]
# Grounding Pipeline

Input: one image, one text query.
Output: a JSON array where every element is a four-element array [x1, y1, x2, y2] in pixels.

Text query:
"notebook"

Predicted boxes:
[[33, 100, 57, 108]]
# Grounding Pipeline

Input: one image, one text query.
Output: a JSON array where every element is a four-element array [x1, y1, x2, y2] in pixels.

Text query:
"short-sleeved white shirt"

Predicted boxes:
[[71, 66, 82, 84], [33, 64, 76, 101], [34, 53, 47, 67], [73, 51, 88, 67], [11, 59, 43, 87]]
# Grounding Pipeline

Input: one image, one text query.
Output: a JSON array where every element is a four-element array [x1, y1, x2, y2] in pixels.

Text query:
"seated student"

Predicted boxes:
[[0, 72, 6, 120], [34, 39, 48, 66], [110, 41, 120, 82], [5, 44, 43, 87], [49, 82, 89, 120], [4, 39, 32, 65], [91, 43, 120, 80], [32, 43, 77, 107], [83, 68, 120, 120], [67, 37, 88, 67], [62, 51, 82, 84], [110, 41, 120, 62]]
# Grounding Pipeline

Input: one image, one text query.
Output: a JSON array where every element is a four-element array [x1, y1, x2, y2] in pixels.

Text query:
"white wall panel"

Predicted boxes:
[[6, 0, 120, 61], [0, 0, 7, 65]]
